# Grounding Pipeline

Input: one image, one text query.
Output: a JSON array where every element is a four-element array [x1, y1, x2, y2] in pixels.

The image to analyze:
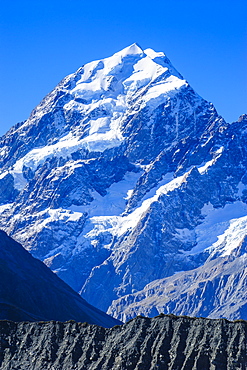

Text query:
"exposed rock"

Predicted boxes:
[[0, 315, 246, 369], [109, 253, 247, 322]]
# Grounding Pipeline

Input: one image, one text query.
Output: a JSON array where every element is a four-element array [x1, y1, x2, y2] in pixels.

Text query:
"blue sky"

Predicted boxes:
[[0, 0, 246, 136]]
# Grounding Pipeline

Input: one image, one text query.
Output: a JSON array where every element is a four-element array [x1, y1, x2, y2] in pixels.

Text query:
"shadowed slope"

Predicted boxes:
[[0, 230, 120, 327]]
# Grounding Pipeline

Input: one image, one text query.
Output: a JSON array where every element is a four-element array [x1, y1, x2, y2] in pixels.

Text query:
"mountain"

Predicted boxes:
[[0, 43, 246, 321], [0, 315, 246, 369], [0, 230, 120, 327]]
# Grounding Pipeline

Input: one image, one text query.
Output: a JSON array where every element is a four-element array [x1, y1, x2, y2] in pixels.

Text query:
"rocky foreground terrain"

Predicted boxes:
[[0, 315, 246, 369]]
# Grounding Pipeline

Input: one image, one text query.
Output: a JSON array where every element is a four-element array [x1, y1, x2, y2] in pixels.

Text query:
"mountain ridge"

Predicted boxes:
[[0, 229, 120, 327], [0, 315, 246, 369]]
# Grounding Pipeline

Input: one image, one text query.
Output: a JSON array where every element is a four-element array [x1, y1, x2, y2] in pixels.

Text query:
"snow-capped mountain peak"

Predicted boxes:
[[71, 43, 184, 99], [1, 45, 189, 187], [114, 42, 144, 57], [0, 45, 246, 322]]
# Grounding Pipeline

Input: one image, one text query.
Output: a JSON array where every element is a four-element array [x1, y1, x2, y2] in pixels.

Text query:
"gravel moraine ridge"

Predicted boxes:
[[0, 314, 246, 369]]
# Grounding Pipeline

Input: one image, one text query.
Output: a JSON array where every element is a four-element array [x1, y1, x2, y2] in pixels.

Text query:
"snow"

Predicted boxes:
[[182, 201, 247, 256], [11, 127, 123, 190], [198, 147, 224, 174], [46, 208, 82, 223], [9, 45, 190, 191], [0, 166, 28, 192], [0, 147, 8, 157], [11, 171, 28, 191], [176, 228, 196, 244], [208, 215, 247, 257], [116, 172, 182, 214], [0, 172, 8, 180], [119, 43, 143, 56], [88, 117, 110, 135], [70, 171, 142, 217], [0, 203, 13, 213], [71, 45, 143, 96], [33, 208, 84, 234], [123, 56, 166, 92], [37, 170, 187, 251], [144, 48, 165, 59], [237, 182, 246, 196], [69, 43, 187, 137], [141, 75, 187, 110], [84, 172, 187, 241]]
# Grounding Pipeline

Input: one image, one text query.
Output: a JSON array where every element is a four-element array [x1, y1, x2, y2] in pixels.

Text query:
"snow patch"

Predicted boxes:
[[176, 228, 195, 244], [0, 203, 13, 213], [144, 48, 165, 59], [140, 173, 176, 203], [0, 172, 8, 180], [208, 215, 247, 257], [33, 208, 84, 236], [117, 43, 143, 57], [11, 171, 28, 191], [237, 182, 246, 196], [184, 201, 247, 256], [70, 171, 142, 217], [11, 127, 124, 190], [198, 147, 224, 174], [141, 75, 187, 110], [123, 56, 166, 92]]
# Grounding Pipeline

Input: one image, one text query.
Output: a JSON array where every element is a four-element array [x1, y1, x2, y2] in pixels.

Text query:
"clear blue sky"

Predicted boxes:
[[0, 0, 246, 137]]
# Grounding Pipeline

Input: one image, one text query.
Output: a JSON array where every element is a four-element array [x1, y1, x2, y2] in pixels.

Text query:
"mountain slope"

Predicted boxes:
[[0, 230, 120, 327], [109, 252, 247, 322], [0, 44, 246, 320], [0, 315, 246, 369]]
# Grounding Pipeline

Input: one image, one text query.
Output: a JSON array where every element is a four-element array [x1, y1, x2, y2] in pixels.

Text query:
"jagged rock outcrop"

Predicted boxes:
[[0, 230, 120, 327], [0, 315, 246, 369]]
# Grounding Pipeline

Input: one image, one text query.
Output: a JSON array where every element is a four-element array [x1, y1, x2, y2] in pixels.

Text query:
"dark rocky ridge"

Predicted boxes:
[[0, 315, 246, 369], [0, 230, 120, 328]]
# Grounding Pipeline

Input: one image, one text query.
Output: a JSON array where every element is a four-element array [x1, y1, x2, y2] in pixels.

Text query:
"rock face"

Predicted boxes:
[[0, 43, 247, 321], [0, 230, 120, 327], [109, 253, 247, 322], [0, 315, 246, 370]]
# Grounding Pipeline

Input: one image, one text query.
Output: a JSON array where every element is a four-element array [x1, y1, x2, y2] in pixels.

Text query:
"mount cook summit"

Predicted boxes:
[[0, 43, 246, 322]]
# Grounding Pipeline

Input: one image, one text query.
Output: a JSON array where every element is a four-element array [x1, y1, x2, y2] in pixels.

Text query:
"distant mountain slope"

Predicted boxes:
[[0, 315, 246, 369], [0, 230, 120, 327], [0, 43, 246, 321], [109, 252, 247, 322]]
